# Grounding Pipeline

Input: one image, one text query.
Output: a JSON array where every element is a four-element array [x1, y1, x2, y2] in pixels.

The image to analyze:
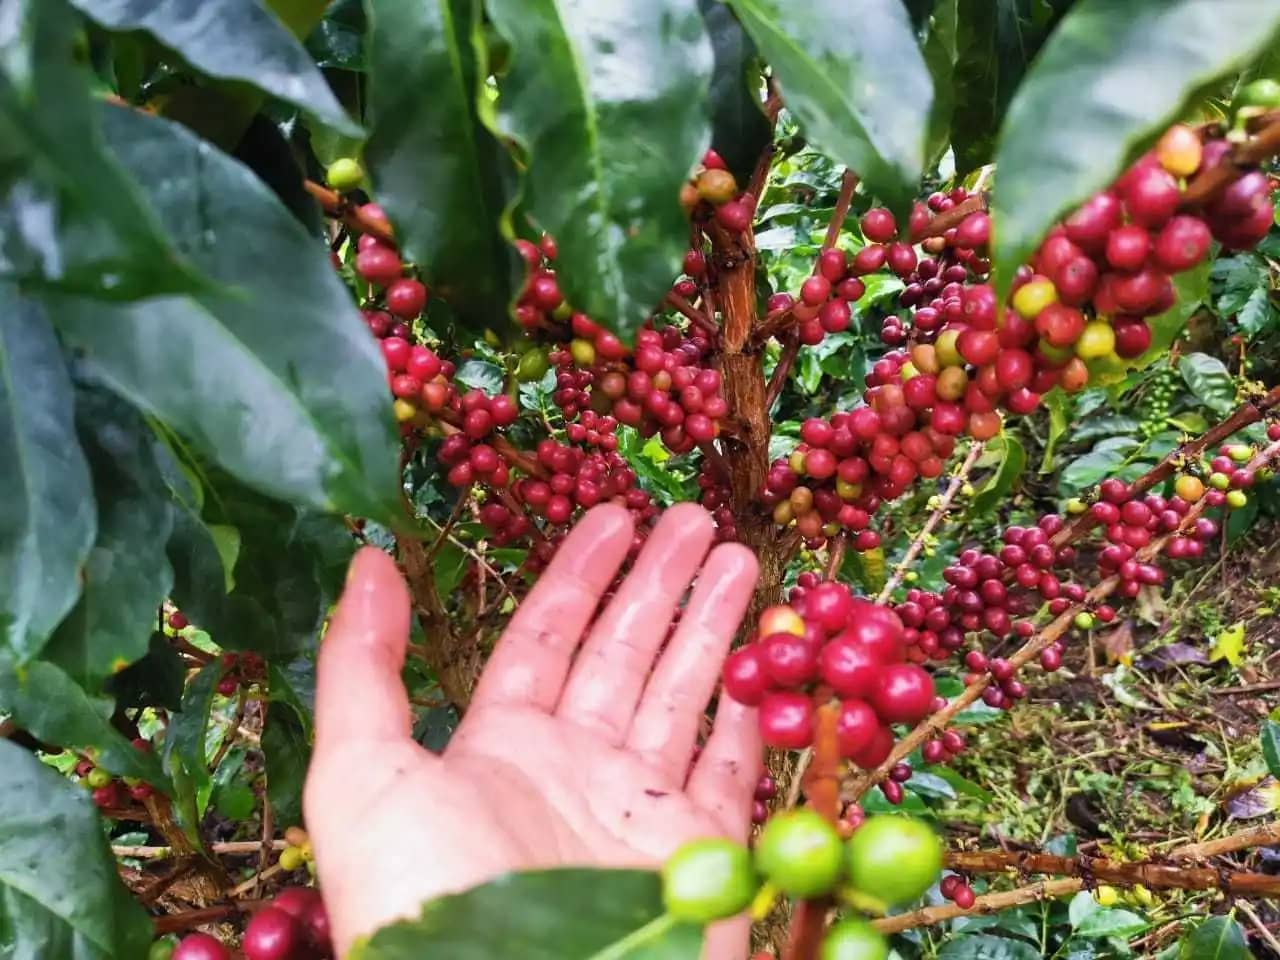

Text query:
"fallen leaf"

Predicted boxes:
[[1101, 621, 1134, 665], [1226, 776, 1280, 820], [1209, 621, 1246, 666]]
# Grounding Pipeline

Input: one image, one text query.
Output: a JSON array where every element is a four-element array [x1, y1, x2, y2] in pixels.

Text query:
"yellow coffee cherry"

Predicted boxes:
[[1012, 278, 1058, 318]]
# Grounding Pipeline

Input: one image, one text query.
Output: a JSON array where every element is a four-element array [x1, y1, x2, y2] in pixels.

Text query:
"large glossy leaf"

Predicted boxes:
[[42, 388, 174, 685], [262, 672, 310, 827], [1179, 917, 1249, 960], [168, 472, 352, 658], [484, 0, 712, 337], [0, 288, 95, 663], [364, 0, 517, 330], [353, 869, 701, 959], [1178, 353, 1236, 417], [0, 658, 166, 787], [0, 742, 153, 959], [970, 434, 1026, 515], [45, 106, 402, 523], [0, 0, 193, 298], [105, 633, 188, 712], [993, 0, 1280, 295], [699, 0, 772, 184], [67, 0, 359, 136], [938, 935, 1040, 960], [950, 0, 1071, 176], [727, 0, 933, 214]]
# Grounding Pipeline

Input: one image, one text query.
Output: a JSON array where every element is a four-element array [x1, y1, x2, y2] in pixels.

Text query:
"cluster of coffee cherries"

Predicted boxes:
[[380, 337, 465, 434], [76, 738, 154, 811], [276, 826, 315, 875], [352, 205, 430, 321], [169, 887, 331, 960], [722, 581, 970, 801], [696, 463, 739, 543], [760, 410, 959, 548], [662, 811, 940, 954], [679, 149, 756, 235], [764, 243, 870, 348], [861, 123, 1274, 427], [215, 650, 266, 698], [547, 320, 728, 454]]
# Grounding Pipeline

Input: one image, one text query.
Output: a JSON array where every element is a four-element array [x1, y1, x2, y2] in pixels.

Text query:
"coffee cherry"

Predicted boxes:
[[755, 808, 845, 898], [952, 883, 976, 909], [759, 691, 814, 748], [871, 663, 934, 724], [661, 838, 757, 923], [845, 815, 942, 905], [356, 244, 402, 287], [861, 209, 897, 243], [172, 934, 229, 960], [243, 906, 301, 960], [697, 169, 738, 205], [819, 919, 888, 960], [326, 157, 364, 191]]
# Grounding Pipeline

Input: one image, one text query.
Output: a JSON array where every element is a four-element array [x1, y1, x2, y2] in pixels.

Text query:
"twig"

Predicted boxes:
[[230, 863, 283, 898], [208, 687, 247, 773], [303, 180, 397, 247], [1236, 899, 1280, 955], [847, 437, 1280, 800], [823, 171, 859, 251], [876, 822, 1280, 935], [113, 841, 288, 860], [783, 702, 841, 960], [825, 534, 849, 581], [765, 336, 800, 408], [1210, 679, 1280, 695], [1052, 386, 1280, 548], [877, 442, 984, 602], [918, 194, 988, 239], [666, 291, 720, 338], [1182, 112, 1280, 207]]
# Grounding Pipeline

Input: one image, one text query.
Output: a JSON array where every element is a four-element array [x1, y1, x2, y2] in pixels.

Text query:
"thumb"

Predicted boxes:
[[313, 546, 413, 750]]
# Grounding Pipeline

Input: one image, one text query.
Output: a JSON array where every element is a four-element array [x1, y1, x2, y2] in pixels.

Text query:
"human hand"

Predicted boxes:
[[304, 503, 762, 958]]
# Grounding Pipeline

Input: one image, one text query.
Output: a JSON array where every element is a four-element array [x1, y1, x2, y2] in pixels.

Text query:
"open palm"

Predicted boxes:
[[304, 504, 762, 958]]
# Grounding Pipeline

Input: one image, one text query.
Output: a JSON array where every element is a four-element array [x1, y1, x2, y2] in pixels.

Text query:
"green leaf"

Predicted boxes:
[[1178, 353, 1236, 417], [164, 661, 221, 801], [42, 388, 174, 685], [970, 435, 1026, 515], [920, 0, 958, 167], [938, 933, 1041, 960], [455, 360, 506, 395], [45, 106, 402, 523], [353, 868, 701, 959], [1212, 254, 1279, 337], [169, 474, 352, 658], [484, 0, 712, 337], [949, 0, 1070, 176], [0, 0, 195, 299], [0, 287, 95, 663], [364, 0, 517, 331], [0, 741, 153, 959], [992, 0, 1280, 295], [68, 0, 360, 136], [1179, 916, 1249, 960], [1068, 893, 1148, 939], [307, 0, 366, 70], [728, 0, 933, 214], [1060, 440, 1140, 495], [1041, 389, 1071, 473], [1261, 720, 1280, 780], [262, 699, 309, 828], [105, 633, 188, 712], [700, 0, 773, 184], [0, 658, 166, 788]]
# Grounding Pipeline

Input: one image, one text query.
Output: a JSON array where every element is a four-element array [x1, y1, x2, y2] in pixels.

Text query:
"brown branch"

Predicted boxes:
[[396, 533, 476, 709], [1168, 821, 1280, 861], [874, 878, 1084, 934], [1051, 386, 1280, 548], [303, 179, 397, 247], [783, 701, 841, 960], [114, 841, 288, 860], [823, 171, 859, 251], [847, 436, 1280, 800], [666, 291, 720, 338], [208, 687, 247, 773], [825, 534, 849, 581], [918, 194, 988, 240], [152, 902, 263, 935], [1182, 113, 1280, 207], [877, 442, 985, 602], [765, 336, 800, 408]]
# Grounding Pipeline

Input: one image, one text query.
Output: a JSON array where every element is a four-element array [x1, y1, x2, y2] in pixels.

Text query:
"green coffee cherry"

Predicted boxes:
[[820, 918, 889, 960], [326, 157, 364, 191], [846, 815, 942, 906], [1226, 489, 1249, 509], [1209, 472, 1231, 491], [1238, 78, 1280, 109], [1074, 612, 1095, 630], [515, 348, 550, 382], [755, 809, 845, 898], [661, 838, 758, 923], [86, 767, 112, 789], [148, 938, 176, 960]]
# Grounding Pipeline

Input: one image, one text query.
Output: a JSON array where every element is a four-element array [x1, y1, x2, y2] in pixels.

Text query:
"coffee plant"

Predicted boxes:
[[5, 0, 1280, 958]]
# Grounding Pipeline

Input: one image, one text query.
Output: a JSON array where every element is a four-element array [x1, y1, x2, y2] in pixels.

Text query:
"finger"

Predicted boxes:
[[626, 543, 758, 779], [314, 547, 414, 750], [686, 697, 762, 841], [556, 503, 715, 743], [471, 504, 634, 711]]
